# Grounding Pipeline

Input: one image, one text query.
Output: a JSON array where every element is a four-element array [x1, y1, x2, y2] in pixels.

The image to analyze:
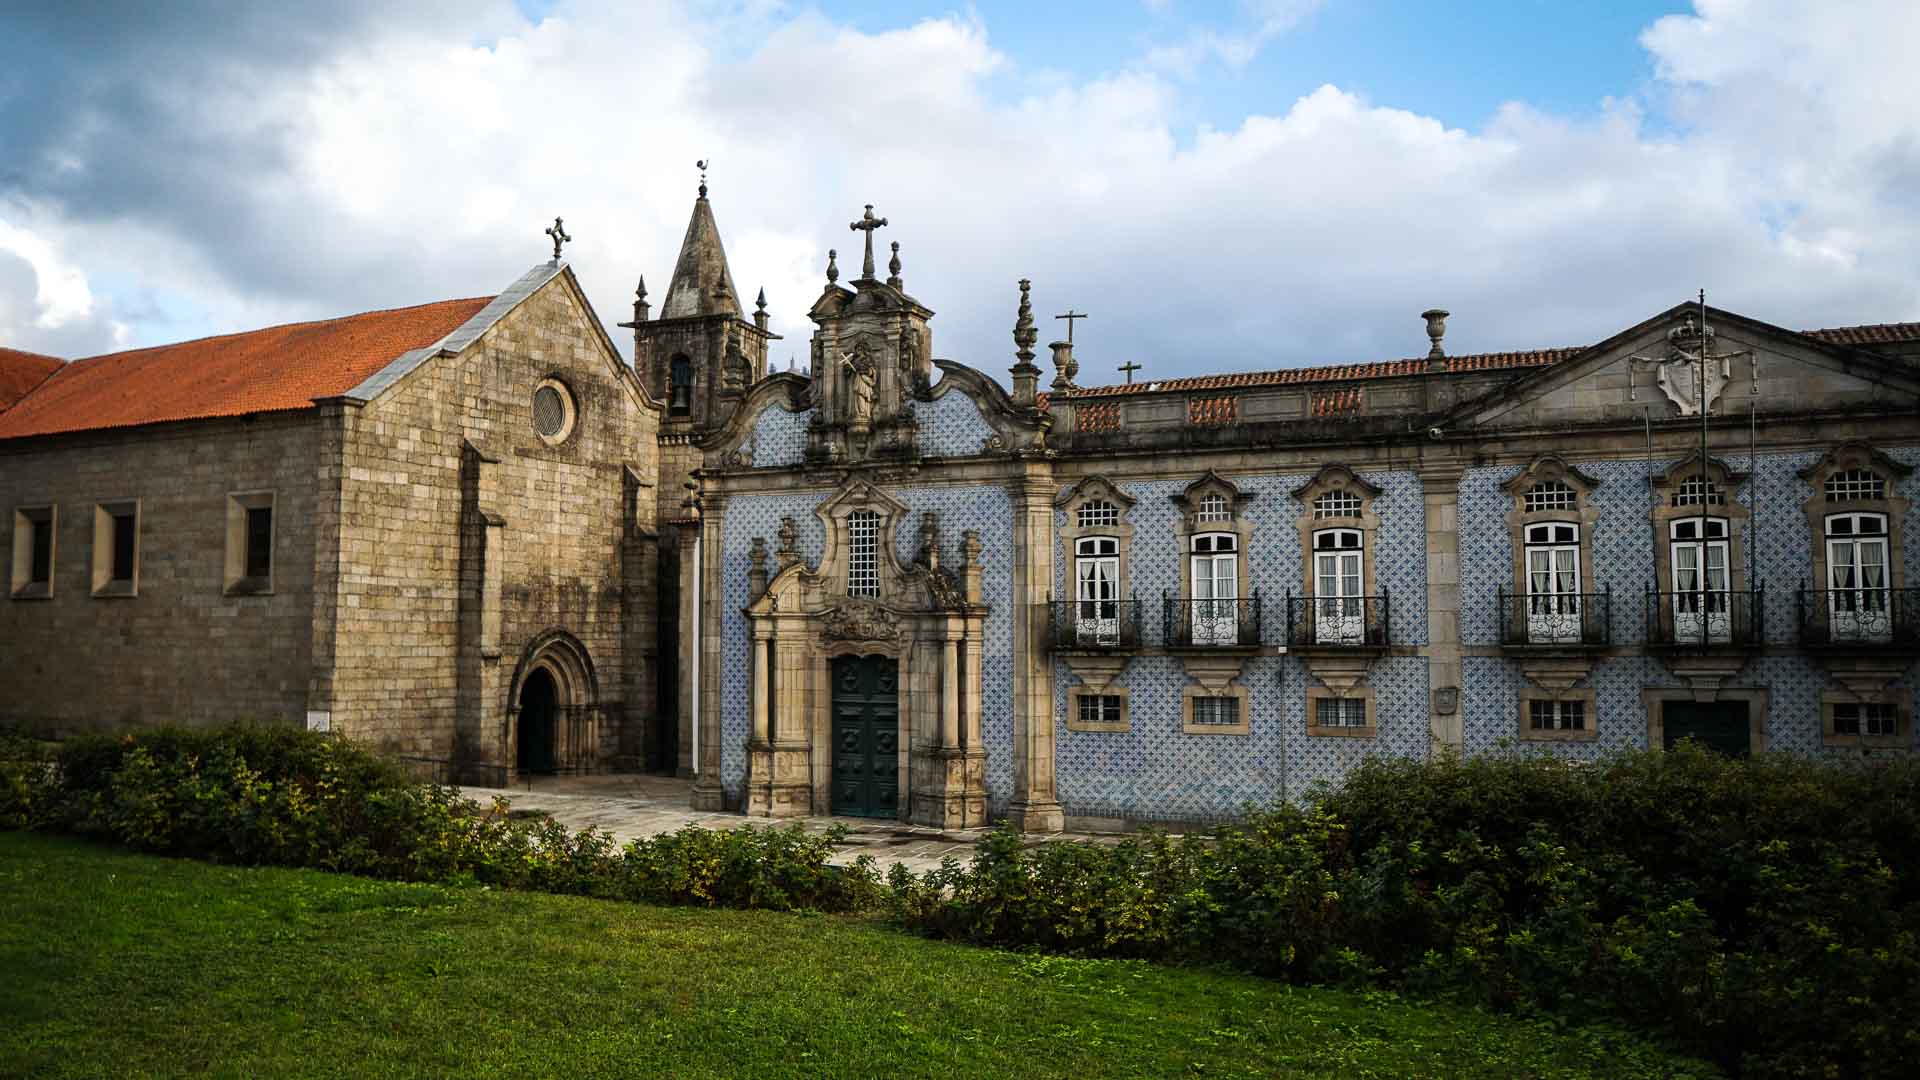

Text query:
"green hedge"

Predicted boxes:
[[6, 725, 1914, 1076]]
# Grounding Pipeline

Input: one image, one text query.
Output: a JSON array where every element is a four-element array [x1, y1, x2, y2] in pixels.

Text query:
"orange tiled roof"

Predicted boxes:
[[0, 297, 492, 441], [0, 348, 63, 411], [1802, 322, 1920, 346]]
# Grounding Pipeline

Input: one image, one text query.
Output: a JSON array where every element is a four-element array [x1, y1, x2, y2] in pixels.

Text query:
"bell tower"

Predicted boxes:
[[622, 170, 779, 434]]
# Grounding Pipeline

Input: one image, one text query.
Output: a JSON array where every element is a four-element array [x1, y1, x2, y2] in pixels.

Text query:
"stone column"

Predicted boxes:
[[689, 493, 727, 811], [750, 627, 771, 744], [1421, 459, 1466, 758], [941, 635, 961, 750], [1008, 463, 1065, 833]]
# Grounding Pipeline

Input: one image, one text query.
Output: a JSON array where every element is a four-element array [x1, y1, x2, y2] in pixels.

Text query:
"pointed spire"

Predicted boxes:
[[826, 248, 840, 285], [887, 241, 903, 289], [754, 287, 769, 332], [660, 182, 741, 319], [632, 275, 650, 324], [1009, 278, 1041, 406]]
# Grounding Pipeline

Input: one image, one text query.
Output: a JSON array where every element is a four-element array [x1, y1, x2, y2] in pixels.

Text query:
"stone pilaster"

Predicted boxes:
[[689, 492, 727, 811], [1007, 463, 1064, 833], [1421, 458, 1466, 758]]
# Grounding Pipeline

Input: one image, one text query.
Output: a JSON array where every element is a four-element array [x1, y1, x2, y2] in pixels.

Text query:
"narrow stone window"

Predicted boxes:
[[11, 505, 56, 598], [246, 507, 273, 579], [91, 500, 140, 597], [847, 509, 880, 597], [225, 492, 276, 595]]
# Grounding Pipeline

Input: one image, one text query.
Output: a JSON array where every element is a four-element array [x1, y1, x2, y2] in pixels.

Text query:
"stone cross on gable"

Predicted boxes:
[[546, 217, 572, 262], [848, 204, 889, 280], [1118, 360, 1142, 384]]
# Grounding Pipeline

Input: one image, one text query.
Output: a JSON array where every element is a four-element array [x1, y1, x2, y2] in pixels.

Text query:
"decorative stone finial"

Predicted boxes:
[[754, 287, 769, 331], [1050, 341, 1077, 393], [632, 275, 649, 323], [887, 241, 903, 289], [1421, 308, 1449, 362], [545, 216, 572, 262], [826, 248, 839, 285], [1009, 279, 1041, 406], [916, 511, 941, 571]]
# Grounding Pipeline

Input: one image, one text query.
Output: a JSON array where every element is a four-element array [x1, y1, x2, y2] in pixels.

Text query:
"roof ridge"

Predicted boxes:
[[66, 295, 497, 365], [1062, 344, 1587, 398]]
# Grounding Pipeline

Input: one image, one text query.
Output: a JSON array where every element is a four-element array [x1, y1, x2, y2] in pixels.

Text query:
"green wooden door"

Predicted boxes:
[[1663, 700, 1751, 758], [831, 655, 899, 818]]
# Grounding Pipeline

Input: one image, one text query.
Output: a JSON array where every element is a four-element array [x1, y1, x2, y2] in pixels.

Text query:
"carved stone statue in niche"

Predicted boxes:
[[723, 334, 751, 392], [840, 346, 876, 427]]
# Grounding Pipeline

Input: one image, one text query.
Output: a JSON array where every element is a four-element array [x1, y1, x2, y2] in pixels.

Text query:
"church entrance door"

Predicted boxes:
[[518, 669, 558, 774], [831, 654, 899, 818], [1662, 699, 1750, 758]]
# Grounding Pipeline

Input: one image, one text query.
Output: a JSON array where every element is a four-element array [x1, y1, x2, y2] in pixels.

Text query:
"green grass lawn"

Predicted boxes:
[[0, 832, 1711, 1079]]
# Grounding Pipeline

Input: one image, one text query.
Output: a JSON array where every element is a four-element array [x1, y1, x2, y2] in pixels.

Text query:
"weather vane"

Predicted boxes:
[[545, 216, 572, 262], [696, 159, 709, 198]]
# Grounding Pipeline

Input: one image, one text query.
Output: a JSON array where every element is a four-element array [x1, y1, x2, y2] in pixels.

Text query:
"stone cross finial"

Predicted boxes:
[[848, 204, 889, 279], [887, 241, 903, 288], [1054, 309, 1087, 345], [546, 217, 572, 261], [1118, 360, 1142, 384]]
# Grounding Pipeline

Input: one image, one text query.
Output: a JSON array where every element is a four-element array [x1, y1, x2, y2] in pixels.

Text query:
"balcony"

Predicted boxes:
[[1163, 593, 1263, 649], [1643, 588, 1765, 650], [1043, 598, 1142, 652], [1796, 587, 1920, 653], [1285, 593, 1390, 650], [1496, 587, 1612, 650]]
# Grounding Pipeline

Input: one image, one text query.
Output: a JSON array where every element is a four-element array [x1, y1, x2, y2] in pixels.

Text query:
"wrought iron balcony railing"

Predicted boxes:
[[1163, 592, 1263, 648], [1496, 587, 1612, 648], [1285, 592, 1390, 649], [1643, 587, 1765, 649], [1043, 597, 1142, 651], [1796, 586, 1920, 651]]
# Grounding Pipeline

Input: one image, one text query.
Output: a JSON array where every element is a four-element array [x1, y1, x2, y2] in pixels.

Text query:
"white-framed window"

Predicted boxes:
[[1673, 476, 1725, 507], [10, 505, 56, 599], [1529, 698, 1587, 732], [1313, 489, 1362, 519], [847, 509, 880, 597], [1825, 469, 1886, 503], [1833, 701, 1899, 738], [1312, 527, 1365, 642], [1077, 694, 1123, 727], [1074, 535, 1120, 645], [1523, 521, 1582, 643], [1189, 532, 1239, 646], [1197, 493, 1231, 523], [1668, 516, 1731, 643], [1825, 511, 1891, 642], [1076, 499, 1119, 529], [1315, 697, 1367, 729], [1191, 695, 1240, 726], [1523, 480, 1578, 513]]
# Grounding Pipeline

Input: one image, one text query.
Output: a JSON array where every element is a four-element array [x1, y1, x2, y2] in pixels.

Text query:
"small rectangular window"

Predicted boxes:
[[1834, 702, 1898, 737], [246, 507, 273, 579], [1529, 699, 1586, 731], [91, 500, 141, 595], [847, 510, 879, 598], [12, 506, 56, 598], [1315, 696, 1367, 728], [1078, 694, 1123, 727], [1192, 695, 1240, 726], [30, 518, 52, 583]]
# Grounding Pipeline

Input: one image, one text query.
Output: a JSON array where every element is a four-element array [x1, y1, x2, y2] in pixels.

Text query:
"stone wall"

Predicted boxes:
[[0, 413, 320, 733], [316, 274, 659, 771]]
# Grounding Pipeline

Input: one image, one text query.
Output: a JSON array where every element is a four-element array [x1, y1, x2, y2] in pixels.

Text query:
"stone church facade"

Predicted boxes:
[[3, 185, 1918, 830]]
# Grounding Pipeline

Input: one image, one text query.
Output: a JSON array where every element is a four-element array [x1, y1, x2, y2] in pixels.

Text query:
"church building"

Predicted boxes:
[[3, 184, 1918, 832]]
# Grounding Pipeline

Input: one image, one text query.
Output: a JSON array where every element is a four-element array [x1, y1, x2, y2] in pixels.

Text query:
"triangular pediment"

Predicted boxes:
[[1446, 301, 1920, 431]]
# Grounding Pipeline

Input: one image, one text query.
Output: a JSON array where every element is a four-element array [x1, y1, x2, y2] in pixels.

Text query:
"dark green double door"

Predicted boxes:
[[832, 655, 899, 818], [1663, 700, 1751, 758]]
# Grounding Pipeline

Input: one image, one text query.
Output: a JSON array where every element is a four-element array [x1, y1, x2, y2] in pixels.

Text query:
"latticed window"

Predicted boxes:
[[1529, 699, 1586, 731], [1834, 702, 1899, 737], [1077, 499, 1119, 528], [1523, 480, 1577, 513], [1313, 490, 1362, 519], [1078, 694, 1123, 727], [1192, 696, 1240, 726], [1197, 493, 1231, 523], [847, 510, 880, 597], [1826, 469, 1886, 502], [1673, 475, 1724, 506], [1315, 697, 1367, 728]]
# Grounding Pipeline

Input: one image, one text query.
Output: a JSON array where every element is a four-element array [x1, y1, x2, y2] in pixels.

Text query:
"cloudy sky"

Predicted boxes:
[[3, 0, 1918, 384]]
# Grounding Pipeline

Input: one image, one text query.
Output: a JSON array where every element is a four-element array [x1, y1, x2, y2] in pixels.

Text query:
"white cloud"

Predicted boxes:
[[1, 0, 1917, 378]]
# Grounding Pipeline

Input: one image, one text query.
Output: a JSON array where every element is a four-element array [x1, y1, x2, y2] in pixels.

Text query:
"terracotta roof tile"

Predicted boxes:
[[1075, 400, 1121, 433], [0, 348, 63, 411], [1188, 394, 1237, 425], [1802, 322, 1920, 346], [1062, 347, 1585, 400], [0, 297, 492, 441], [1311, 386, 1364, 418]]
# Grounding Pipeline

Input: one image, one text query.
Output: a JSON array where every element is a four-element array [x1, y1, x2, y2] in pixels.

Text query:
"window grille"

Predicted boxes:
[[1077, 500, 1119, 528], [847, 510, 880, 597], [1826, 469, 1886, 502], [1673, 475, 1724, 506], [1197, 493, 1231, 523], [1315, 697, 1367, 728], [1523, 480, 1577, 513], [1078, 695, 1123, 726], [1834, 702, 1899, 737], [1313, 490, 1362, 519], [1529, 699, 1586, 731], [1191, 696, 1240, 726]]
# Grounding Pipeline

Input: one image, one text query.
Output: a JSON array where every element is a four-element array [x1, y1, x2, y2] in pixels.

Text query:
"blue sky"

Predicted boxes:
[[3, 1, 1918, 378]]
